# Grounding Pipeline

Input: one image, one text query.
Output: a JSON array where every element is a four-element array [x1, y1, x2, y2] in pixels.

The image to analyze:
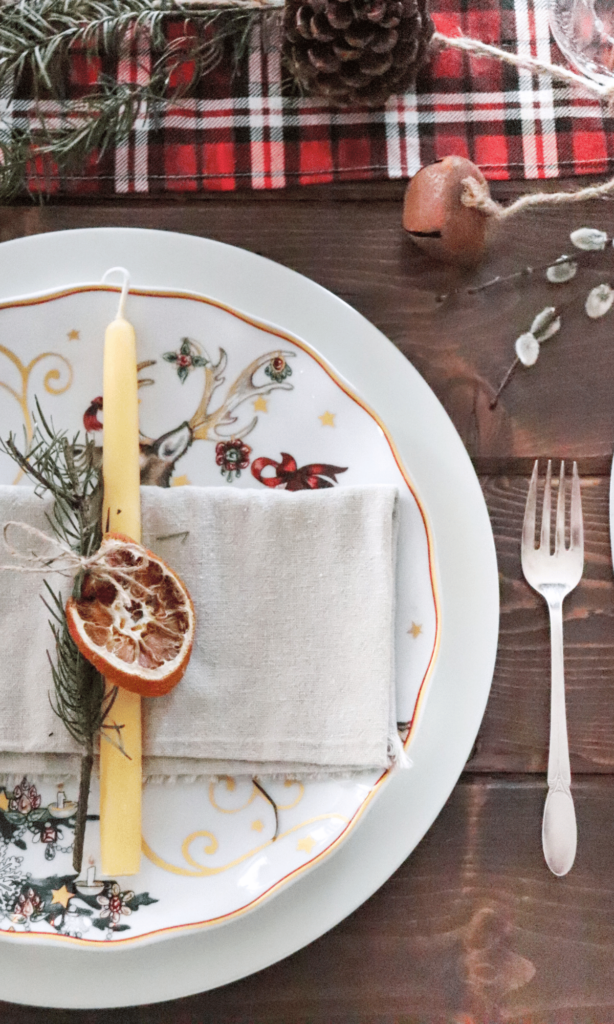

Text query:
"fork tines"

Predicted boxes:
[[523, 460, 583, 557]]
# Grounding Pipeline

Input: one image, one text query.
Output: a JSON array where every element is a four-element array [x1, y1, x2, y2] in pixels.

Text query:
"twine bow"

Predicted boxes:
[[0, 521, 153, 597], [0, 521, 97, 577]]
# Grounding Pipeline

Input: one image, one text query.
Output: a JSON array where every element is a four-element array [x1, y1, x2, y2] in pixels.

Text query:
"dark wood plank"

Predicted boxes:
[[0, 485, 609, 1021], [3, 176, 609, 205], [473, 475, 614, 774], [1, 186, 614, 1022], [4, 776, 614, 1024], [3, 194, 614, 467]]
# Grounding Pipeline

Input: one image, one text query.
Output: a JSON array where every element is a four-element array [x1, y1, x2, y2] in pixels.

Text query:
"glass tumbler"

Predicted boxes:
[[550, 0, 614, 84]]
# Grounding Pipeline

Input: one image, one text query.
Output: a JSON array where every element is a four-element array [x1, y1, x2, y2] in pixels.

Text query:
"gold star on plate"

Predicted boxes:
[[0, 792, 8, 812], [319, 411, 335, 427], [408, 622, 423, 639], [51, 885, 74, 909], [67, 329, 80, 341], [253, 396, 268, 413], [297, 835, 316, 854], [171, 474, 191, 487], [251, 819, 264, 832]]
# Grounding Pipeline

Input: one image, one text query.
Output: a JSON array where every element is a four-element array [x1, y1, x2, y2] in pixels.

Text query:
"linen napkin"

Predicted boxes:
[[0, 483, 401, 781]]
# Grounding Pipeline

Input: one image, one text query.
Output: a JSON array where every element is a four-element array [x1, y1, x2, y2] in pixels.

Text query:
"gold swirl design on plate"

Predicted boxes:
[[183, 832, 219, 865], [142, 814, 348, 877], [276, 779, 305, 811], [0, 345, 73, 482], [208, 777, 257, 814]]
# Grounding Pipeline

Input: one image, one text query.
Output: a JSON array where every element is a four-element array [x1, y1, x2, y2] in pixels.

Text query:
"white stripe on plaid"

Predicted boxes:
[[385, 93, 421, 179], [266, 19, 286, 188], [116, 26, 151, 193], [515, 0, 540, 178], [115, 28, 132, 192], [385, 95, 403, 178], [145, 88, 604, 113], [534, 0, 560, 178], [134, 27, 152, 193], [249, 24, 286, 187], [9, 94, 607, 129], [248, 23, 265, 188]]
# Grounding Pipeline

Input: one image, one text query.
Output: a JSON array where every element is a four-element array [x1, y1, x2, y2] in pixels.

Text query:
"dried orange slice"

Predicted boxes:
[[66, 533, 195, 697]]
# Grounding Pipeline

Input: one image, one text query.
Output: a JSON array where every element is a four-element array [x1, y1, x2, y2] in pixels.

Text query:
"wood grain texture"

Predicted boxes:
[[2, 191, 614, 1022], [3, 177, 608, 205], [5, 777, 614, 1024], [3, 192, 614, 467], [0, 503, 611, 1019]]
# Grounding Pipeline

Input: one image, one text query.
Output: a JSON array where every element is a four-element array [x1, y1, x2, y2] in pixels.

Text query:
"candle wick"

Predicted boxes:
[[102, 266, 131, 321]]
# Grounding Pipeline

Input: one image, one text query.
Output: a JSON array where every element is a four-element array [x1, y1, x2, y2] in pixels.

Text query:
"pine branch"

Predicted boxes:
[[0, 0, 277, 200], [1, 0, 186, 94], [1, 404, 116, 873]]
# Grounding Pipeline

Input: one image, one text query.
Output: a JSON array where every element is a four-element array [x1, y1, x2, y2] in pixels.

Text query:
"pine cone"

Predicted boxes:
[[283, 0, 433, 107]]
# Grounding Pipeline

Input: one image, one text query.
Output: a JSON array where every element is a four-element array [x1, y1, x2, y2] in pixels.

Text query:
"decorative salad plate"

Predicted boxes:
[[0, 279, 438, 945], [0, 229, 498, 1009]]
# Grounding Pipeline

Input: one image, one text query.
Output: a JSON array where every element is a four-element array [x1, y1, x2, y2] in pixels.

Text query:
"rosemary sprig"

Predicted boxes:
[[0, 403, 117, 873], [0, 0, 276, 200]]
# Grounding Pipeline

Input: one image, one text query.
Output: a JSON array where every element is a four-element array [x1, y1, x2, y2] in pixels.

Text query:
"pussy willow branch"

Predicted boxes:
[[467, 257, 579, 296], [436, 246, 610, 301], [490, 287, 592, 409]]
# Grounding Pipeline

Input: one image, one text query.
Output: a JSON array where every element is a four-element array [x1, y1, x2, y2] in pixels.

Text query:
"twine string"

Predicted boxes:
[[0, 521, 88, 577], [424, 30, 614, 221], [0, 521, 182, 640], [460, 172, 614, 220], [432, 30, 614, 105]]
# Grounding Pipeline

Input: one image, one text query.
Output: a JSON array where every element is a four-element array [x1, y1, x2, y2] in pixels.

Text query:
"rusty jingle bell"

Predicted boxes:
[[402, 155, 490, 265]]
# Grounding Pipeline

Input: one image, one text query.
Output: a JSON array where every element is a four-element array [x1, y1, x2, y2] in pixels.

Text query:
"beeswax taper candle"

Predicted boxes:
[[100, 268, 142, 877]]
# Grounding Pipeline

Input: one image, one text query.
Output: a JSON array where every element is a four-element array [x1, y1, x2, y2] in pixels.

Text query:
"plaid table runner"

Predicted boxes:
[[10, 0, 614, 195]]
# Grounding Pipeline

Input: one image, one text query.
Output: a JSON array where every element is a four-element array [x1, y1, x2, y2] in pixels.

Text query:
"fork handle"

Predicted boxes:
[[542, 596, 577, 877]]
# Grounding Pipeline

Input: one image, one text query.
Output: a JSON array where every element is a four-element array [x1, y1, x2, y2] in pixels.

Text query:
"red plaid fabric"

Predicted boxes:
[[10, 0, 614, 194]]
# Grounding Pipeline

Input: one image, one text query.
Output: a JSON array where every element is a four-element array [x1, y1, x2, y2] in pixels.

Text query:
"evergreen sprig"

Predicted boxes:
[[2, 402, 103, 553], [0, 0, 276, 200], [0, 404, 117, 873]]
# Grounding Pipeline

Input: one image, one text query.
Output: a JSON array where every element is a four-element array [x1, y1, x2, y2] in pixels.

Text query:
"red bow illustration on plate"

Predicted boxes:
[[251, 452, 348, 490]]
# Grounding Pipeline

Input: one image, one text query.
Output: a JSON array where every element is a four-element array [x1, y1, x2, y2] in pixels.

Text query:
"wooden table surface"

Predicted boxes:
[[2, 180, 614, 1023]]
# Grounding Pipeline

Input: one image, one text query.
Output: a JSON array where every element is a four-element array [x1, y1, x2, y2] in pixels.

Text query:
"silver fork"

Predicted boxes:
[[521, 460, 584, 876]]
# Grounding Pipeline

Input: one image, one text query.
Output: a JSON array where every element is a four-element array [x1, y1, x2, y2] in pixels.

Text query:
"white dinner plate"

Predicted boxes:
[[0, 228, 498, 1008]]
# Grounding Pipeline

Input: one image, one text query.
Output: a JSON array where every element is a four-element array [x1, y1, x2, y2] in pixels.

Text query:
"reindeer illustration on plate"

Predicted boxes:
[[83, 342, 296, 487]]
